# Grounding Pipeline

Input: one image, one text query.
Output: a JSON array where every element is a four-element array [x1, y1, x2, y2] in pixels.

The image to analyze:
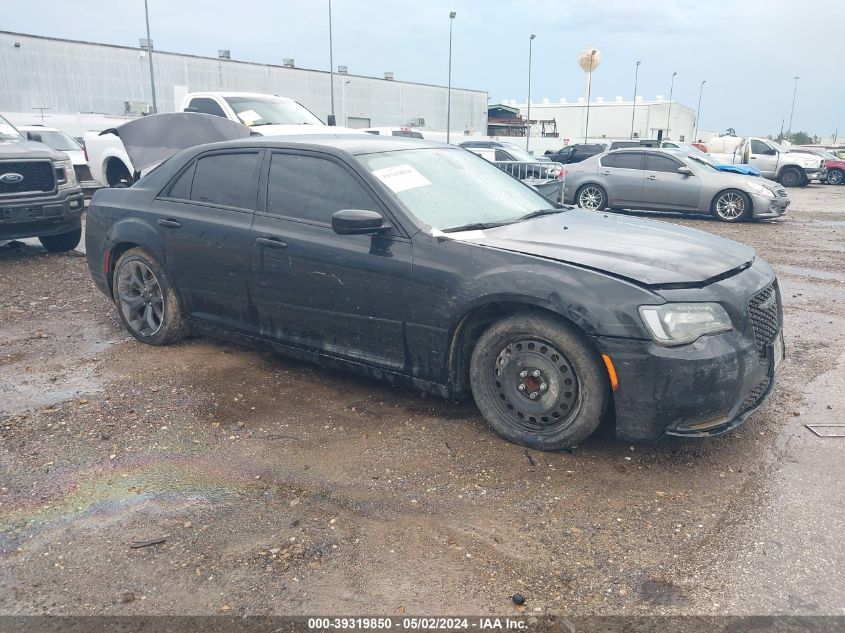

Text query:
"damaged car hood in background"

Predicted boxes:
[[100, 112, 252, 173], [465, 210, 756, 287]]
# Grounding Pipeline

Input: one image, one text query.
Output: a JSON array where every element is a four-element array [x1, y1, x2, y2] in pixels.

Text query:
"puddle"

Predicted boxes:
[[778, 265, 843, 282]]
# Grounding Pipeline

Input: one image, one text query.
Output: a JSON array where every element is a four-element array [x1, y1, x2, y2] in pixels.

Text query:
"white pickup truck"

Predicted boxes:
[[707, 136, 827, 187], [85, 92, 353, 187]]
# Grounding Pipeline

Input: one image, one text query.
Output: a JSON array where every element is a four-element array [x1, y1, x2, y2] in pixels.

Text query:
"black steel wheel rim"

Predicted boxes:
[[489, 338, 581, 432], [117, 260, 164, 337]]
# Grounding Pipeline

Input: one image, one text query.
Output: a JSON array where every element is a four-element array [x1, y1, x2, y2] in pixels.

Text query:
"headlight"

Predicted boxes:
[[747, 182, 774, 197], [639, 302, 733, 346], [56, 160, 77, 187]]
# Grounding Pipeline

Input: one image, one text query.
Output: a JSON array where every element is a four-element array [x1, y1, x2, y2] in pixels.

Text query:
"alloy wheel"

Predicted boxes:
[[716, 192, 745, 220], [578, 186, 604, 210], [829, 170, 844, 185], [489, 338, 581, 432], [117, 261, 164, 337]]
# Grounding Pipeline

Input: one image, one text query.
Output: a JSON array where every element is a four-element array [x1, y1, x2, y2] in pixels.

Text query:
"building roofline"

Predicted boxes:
[[0, 30, 488, 95]]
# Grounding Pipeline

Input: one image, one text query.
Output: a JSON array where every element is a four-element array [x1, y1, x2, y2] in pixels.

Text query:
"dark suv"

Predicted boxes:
[[0, 115, 85, 251], [544, 143, 606, 164]]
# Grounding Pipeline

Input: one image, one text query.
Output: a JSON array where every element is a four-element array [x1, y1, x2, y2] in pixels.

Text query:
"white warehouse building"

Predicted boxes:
[[502, 96, 697, 152], [0, 31, 488, 138]]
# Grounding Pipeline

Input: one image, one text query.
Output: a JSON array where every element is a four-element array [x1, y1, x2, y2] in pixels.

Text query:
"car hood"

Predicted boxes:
[[0, 138, 66, 161], [462, 210, 755, 286]]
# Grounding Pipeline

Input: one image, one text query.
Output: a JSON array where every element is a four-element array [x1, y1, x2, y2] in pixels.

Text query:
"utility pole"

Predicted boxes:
[[583, 49, 596, 143], [446, 11, 456, 143], [31, 106, 51, 124], [666, 71, 677, 139], [143, 0, 157, 114], [693, 80, 706, 142], [526, 34, 536, 151], [786, 76, 799, 142], [630, 60, 640, 139], [328, 0, 335, 125]]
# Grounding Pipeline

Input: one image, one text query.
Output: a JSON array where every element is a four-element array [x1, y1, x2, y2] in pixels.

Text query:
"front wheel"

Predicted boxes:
[[469, 313, 610, 451], [712, 190, 751, 222], [112, 247, 187, 345], [576, 184, 607, 211], [39, 227, 82, 252], [827, 169, 844, 185], [779, 167, 804, 187]]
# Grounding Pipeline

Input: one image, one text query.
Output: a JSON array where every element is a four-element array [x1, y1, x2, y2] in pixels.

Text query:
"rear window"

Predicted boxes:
[[190, 152, 261, 210]]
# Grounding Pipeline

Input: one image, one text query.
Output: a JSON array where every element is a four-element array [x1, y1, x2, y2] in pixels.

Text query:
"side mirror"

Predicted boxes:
[[332, 209, 389, 235], [183, 106, 200, 113], [677, 166, 694, 176]]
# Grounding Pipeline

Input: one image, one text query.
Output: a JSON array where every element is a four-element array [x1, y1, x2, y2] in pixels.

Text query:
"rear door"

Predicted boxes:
[[151, 149, 261, 333], [641, 153, 701, 210], [250, 150, 414, 370], [597, 151, 645, 206]]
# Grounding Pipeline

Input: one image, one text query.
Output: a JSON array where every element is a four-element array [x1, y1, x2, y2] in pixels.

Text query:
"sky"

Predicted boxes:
[[3, 0, 843, 136]]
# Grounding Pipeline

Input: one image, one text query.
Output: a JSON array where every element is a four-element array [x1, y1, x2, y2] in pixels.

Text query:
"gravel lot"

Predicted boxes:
[[1, 185, 843, 617]]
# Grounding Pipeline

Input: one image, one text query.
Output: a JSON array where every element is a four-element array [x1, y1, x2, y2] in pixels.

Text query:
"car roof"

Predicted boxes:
[[18, 125, 61, 132], [188, 92, 295, 102], [184, 133, 448, 157]]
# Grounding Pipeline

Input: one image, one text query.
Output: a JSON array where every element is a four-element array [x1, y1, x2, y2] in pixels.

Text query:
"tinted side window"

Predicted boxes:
[[166, 162, 196, 199], [190, 153, 260, 210], [267, 153, 377, 224], [602, 152, 643, 170], [187, 98, 227, 118], [494, 149, 512, 161], [645, 154, 683, 173]]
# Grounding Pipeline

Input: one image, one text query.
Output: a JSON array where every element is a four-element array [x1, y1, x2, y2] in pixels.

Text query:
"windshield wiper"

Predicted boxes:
[[441, 221, 510, 233], [514, 208, 565, 222]]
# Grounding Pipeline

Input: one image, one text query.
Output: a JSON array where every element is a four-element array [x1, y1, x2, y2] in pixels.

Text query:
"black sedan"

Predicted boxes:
[[85, 135, 784, 450]]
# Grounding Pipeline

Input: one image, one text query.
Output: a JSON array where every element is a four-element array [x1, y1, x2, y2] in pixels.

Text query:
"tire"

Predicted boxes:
[[39, 227, 82, 252], [827, 169, 844, 185], [575, 184, 607, 211], [712, 189, 751, 222], [112, 247, 187, 346], [469, 312, 610, 451], [779, 167, 804, 188]]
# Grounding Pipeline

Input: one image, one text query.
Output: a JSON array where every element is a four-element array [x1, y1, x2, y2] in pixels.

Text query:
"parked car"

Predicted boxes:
[[363, 127, 425, 138], [660, 140, 762, 177], [0, 114, 85, 251], [789, 147, 845, 185], [85, 91, 358, 187], [544, 143, 606, 164], [460, 142, 563, 200], [18, 125, 100, 193], [707, 136, 826, 187], [86, 133, 784, 450], [564, 148, 789, 222]]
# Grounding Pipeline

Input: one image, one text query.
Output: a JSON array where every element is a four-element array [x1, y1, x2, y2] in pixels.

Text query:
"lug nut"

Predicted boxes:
[[519, 370, 528, 378], [517, 384, 526, 391], [529, 392, 539, 400], [532, 370, 541, 378], [539, 383, 547, 391]]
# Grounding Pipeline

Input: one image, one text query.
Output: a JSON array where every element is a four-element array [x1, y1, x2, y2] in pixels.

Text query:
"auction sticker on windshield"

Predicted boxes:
[[372, 164, 431, 193], [237, 109, 263, 124]]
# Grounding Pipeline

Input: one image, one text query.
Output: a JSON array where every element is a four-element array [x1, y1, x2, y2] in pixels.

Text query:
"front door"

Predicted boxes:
[[150, 149, 262, 333], [251, 151, 413, 371], [748, 139, 779, 178], [641, 153, 701, 210]]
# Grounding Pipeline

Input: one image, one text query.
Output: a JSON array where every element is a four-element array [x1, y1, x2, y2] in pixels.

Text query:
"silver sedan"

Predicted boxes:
[[563, 148, 789, 222]]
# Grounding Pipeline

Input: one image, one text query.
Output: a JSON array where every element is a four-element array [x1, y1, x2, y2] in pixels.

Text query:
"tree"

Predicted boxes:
[[787, 131, 813, 145]]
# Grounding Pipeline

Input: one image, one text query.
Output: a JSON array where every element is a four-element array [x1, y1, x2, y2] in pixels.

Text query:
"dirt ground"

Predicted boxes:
[[1, 186, 843, 617]]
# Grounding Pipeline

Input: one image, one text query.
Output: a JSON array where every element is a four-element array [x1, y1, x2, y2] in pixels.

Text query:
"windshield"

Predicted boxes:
[[498, 144, 536, 162], [684, 154, 720, 173], [25, 130, 81, 151], [223, 96, 324, 127], [0, 115, 23, 141], [359, 148, 556, 231], [769, 140, 787, 153]]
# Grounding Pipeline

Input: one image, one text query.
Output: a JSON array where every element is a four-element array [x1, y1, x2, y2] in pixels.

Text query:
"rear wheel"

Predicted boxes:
[[112, 248, 187, 345], [779, 167, 804, 187], [712, 189, 751, 222], [39, 227, 82, 252], [827, 169, 844, 185], [469, 313, 610, 451], [576, 184, 607, 211]]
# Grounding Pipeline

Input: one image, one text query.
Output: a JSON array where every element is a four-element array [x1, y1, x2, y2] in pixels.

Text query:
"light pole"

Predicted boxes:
[[693, 79, 706, 142], [583, 48, 596, 143], [630, 60, 641, 139], [665, 71, 677, 139], [786, 75, 799, 142], [328, 0, 335, 125], [143, 0, 157, 114], [526, 34, 536, 151], [446, 11, 456, 144]]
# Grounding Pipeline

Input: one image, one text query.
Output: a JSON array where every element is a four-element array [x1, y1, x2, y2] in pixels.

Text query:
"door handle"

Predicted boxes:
[[646, 175, 657, 180], [255, 237, 288, 249], [157, 218, 181, 228], [600, 170, 611, 175], [750, 155, 758, 159]]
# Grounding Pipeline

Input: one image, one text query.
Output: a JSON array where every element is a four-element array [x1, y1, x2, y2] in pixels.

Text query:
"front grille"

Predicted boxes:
[[0, 160, 56, 196], [739, 377, 770, 414], [748, 284, 780, 361]]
